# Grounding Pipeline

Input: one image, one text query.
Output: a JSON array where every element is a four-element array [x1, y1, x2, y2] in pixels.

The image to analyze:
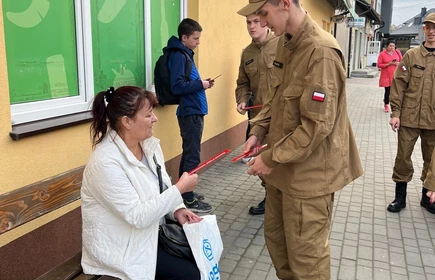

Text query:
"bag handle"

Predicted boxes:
[[153, 155, 163, 194]]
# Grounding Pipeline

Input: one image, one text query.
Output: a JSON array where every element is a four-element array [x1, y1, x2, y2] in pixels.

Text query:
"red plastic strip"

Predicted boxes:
[[243, 104, 263, 110], [188, 149, 231, 175], [231, 144, 268, 163]]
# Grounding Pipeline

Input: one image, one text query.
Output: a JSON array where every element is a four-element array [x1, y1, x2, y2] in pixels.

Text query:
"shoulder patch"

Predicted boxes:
[[245, 59, 254, 66], [273, 60, 283, 69], [312, 92, 325, 102]]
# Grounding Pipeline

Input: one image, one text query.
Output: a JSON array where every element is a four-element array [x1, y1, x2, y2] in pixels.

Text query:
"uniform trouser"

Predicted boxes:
[[393, 127, 435, 183], [177, 115, 204, 201], [265, 184, 333, 280]]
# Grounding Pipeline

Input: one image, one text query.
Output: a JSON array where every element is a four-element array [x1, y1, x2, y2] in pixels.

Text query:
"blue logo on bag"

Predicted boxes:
[[202, 239, 213, 261], [208, 264, 220, 280]]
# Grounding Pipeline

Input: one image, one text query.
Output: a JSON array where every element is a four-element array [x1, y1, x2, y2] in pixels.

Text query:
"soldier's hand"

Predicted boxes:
[[247, 155, 272, 176], [237, 102, 247, 115], [389, 117, 400, 132], [243, 136, 261, 154], [427, 191, 435, 204]]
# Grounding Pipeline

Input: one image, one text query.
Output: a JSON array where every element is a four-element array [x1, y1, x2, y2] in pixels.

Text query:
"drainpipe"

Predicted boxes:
[[347, 27, 353, 78], [374, 21, 385, 41]]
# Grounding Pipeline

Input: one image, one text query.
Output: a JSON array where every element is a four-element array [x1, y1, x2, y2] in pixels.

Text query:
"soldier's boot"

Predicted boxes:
[[387, 182, 407, 212], [420, 187, 435, 215]]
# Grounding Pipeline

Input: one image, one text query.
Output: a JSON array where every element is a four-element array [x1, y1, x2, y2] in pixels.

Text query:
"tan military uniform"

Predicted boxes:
[[424, 150, 435, 192], [249, 14, 363, 279], [390, 45, 435, 183], [235, 32, 279, 118]]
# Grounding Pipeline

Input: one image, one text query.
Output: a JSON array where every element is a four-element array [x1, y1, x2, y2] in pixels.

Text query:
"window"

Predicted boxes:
[[3, 0, 185, 128]]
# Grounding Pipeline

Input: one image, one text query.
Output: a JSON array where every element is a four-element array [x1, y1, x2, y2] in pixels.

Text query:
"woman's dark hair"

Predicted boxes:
[[178, 18, 202, 39], [90, 86, 158, 147], [387, 39, 396, 46]]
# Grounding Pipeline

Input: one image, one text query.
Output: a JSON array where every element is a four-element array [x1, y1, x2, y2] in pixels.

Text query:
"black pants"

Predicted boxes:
[[177, 115, 204, 201], [155, 247, 200, 280], [384, 87, 390, 105]]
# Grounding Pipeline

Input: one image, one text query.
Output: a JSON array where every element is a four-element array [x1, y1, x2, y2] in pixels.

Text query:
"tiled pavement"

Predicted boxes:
[[195, 77, 435, 280]]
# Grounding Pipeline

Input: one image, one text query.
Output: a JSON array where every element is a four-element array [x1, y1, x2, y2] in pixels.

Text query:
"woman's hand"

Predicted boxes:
[[175, 173, 198, 194], [174, 208, 202, 224]]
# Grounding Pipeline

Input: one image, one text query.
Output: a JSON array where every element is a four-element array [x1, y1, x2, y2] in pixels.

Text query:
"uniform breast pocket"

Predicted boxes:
[[244, 59, 258, 75], [409, 69, 424, 91], [282, 86, 302, 133]]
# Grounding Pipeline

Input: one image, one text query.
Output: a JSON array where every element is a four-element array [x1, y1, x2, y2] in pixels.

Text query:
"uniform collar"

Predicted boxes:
[[420, 42, 435, 56], [283, 13, 314, 51], [252, 31, 275, 49]]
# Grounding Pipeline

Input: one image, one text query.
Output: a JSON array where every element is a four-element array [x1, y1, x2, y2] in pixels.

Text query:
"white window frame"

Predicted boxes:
[[10, 0, 186, 126], [10, 0, 94, 125]]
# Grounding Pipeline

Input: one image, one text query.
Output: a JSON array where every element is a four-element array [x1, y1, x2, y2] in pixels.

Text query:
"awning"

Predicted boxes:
[[341, 0, 359, 19], [355, 0, 382, 24]]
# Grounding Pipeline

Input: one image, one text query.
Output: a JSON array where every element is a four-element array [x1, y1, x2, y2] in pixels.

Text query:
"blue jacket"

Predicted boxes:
[[167, 36, 208, 116]]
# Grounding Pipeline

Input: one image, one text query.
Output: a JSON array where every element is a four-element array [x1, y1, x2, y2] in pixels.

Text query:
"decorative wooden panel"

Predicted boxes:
[[0, 166, 85, 235]]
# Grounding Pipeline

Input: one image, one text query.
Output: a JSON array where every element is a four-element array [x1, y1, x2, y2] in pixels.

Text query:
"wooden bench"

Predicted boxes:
[[35, 252, 118, 280]]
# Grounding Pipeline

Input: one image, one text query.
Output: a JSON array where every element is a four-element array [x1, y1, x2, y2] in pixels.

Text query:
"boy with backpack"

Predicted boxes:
[[155, 18, 213, 213]]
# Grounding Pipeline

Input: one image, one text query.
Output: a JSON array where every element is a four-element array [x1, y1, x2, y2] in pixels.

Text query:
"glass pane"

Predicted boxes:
[[3, 0, 79, 104], [91, 0, 145, 92], [151, 0, 181, 74]]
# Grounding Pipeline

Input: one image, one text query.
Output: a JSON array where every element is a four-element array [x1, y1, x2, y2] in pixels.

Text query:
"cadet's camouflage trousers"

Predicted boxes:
[[264, 184, 333, 280], [393, 126, 435, 183]]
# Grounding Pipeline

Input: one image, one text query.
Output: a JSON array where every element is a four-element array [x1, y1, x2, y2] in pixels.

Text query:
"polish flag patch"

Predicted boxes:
[[312, 92, 326, 102], [401, 65, 407, 72]]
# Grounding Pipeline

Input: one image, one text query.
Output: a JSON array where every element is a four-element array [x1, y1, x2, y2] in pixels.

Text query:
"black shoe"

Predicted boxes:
[[387, 199, 406, 212], [193, 192, 205, 201], [420, 196, 435, 215], [249, 198, 265, 215], [387, 182, 407, 213], [184, 199, 212, 213]]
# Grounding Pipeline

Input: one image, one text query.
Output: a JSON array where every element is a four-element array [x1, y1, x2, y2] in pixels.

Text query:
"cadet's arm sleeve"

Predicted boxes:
[[424, 150, 435, 192], [235, 56, 252, 105], [390, 53, 410, 119], [248, 96, 272, 143], [260, 48, 343, 167]]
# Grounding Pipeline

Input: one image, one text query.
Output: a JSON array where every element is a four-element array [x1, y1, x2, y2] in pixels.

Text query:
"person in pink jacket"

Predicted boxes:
[[377, 40, 401, 112]]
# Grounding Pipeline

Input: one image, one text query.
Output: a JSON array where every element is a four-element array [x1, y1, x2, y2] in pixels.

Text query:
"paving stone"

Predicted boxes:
[[247, 270, 268, 280], [356, 265, 372, 280], [338, 264, 356, 280]]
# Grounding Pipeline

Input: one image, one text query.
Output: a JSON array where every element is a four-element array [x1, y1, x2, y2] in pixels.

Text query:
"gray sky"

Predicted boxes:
[[392, 0, 435, 25]]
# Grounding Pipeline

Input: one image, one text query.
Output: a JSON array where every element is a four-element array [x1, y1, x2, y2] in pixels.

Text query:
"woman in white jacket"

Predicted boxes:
[[81, 86, 201, 280]]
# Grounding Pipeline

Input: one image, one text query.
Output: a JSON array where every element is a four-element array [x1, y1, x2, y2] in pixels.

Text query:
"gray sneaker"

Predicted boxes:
[[193, 192, 205, 201], [184, 199, 212, 213]]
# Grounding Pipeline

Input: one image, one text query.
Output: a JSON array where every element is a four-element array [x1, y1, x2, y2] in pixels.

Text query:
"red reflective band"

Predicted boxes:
[[231, 144, 268, 162], [188, 149, 231, 175], [244, 104, 263, 110], [312, 92, 325, 102]]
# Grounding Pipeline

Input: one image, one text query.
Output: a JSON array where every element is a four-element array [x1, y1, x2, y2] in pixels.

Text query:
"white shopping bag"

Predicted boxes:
[[183, 215, 223, 280]]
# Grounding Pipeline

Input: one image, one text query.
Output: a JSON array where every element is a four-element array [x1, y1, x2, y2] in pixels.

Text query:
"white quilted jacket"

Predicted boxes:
[[81, 130, 184, 279]]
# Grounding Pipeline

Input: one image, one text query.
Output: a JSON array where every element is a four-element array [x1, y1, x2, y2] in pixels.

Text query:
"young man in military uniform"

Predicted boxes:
[[387, 13, 435, 215], [238, 0, 363, 279], [235, 12, 279, 215]]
